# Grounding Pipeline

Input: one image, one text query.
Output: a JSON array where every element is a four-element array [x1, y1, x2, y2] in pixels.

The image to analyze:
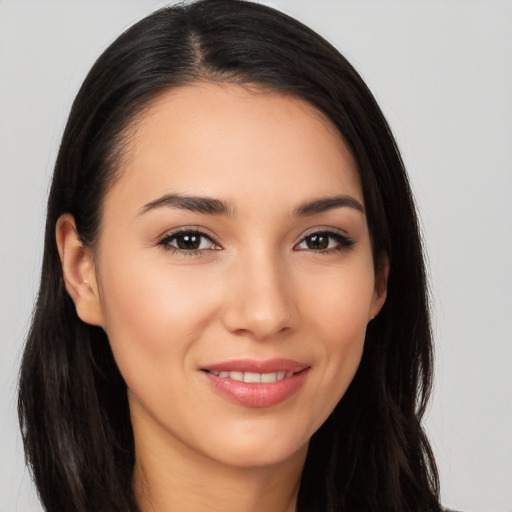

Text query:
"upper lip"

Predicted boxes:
[[201, 358, 309, 374]]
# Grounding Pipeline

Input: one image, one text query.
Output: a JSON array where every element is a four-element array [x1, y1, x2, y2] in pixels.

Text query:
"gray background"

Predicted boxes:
[[1, 1, 511, 511]]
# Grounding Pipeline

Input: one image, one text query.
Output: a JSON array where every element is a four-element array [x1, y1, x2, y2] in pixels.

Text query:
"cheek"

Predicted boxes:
[[304, 258, 375, 339], [96, 250, 221, 382], [301, 260, 374, 411]]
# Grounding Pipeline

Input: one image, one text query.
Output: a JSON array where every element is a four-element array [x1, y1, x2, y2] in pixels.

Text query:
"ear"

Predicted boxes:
[[369, 252, 390, 321], [55, 214, 104, 327]]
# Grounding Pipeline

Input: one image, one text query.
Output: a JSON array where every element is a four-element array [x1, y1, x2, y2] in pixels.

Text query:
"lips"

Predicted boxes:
[[200, 358, 310, 408]]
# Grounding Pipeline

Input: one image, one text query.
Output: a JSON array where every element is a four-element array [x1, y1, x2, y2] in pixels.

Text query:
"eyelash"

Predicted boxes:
[[295, 230, 355, 254], [157, 229, 220, 256], [157, 229, 354, 256]]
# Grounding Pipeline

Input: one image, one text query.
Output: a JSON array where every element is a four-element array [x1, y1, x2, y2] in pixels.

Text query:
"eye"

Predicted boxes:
[[157, 230, 220, 254], [295, 230, 354, 253]]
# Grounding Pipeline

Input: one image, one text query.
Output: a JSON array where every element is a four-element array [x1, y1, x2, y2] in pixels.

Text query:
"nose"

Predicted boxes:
[[221, 249, 299, 341]]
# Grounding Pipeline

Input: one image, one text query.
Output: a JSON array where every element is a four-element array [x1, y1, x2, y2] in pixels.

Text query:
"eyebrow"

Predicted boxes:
[[138, 193, 233, 216], [293, 195, 364, 216]]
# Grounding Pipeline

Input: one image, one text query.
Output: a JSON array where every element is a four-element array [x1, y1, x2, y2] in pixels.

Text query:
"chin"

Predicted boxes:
[[199, 427, 310, 470]]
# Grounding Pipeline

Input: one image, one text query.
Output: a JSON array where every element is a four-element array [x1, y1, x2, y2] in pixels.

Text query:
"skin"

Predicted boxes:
[[57, 82, 388, 512]]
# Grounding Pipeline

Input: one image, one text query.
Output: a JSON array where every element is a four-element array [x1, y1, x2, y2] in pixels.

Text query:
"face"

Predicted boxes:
[[82, 83, 387, 469]]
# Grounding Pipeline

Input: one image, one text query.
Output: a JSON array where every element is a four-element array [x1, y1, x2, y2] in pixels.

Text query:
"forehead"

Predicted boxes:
[[107, 82, 362, 213]]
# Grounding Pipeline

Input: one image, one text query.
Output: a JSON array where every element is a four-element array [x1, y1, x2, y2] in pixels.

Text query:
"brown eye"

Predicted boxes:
[[158, 230, 218, 253], [304, 234, 329, 250], [296, 231, 354, 252], [175, 233, 202, 250]]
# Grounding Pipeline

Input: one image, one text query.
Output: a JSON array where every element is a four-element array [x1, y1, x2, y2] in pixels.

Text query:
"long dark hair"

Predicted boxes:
[[18, 1, 441, 511]]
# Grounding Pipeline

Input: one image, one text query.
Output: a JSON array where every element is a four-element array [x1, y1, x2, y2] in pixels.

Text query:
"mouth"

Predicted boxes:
[[200, 359, 310, 408], [203, 370, 295, 383]]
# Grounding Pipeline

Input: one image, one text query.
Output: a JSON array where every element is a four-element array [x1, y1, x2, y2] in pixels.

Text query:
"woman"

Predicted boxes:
[[18, 1, 442, 511]]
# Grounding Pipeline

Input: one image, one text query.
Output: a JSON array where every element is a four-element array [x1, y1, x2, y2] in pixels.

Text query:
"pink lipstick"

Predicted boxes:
[[200, 358, 310, 408]]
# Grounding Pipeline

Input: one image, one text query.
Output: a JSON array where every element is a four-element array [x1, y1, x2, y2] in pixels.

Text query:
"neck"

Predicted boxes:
[[132, 411, 307, 512]]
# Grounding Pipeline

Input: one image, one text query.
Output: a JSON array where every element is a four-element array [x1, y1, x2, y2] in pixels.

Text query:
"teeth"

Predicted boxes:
[[208, 370, 294, 383], [244, 372, 261, 383], [261, 372, 277, 383]]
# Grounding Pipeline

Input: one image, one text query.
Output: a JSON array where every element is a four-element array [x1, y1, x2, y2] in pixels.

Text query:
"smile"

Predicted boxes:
[[205, 370, 294, 383], [201, 359, 310, 408]]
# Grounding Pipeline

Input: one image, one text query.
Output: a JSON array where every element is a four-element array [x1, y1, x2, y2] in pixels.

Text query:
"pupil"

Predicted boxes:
[[177, 234, 200, 250], [307, 234, 328, 250]]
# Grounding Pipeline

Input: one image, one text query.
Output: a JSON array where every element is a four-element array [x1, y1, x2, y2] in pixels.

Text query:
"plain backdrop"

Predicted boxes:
[[1, 1, 511, 511]]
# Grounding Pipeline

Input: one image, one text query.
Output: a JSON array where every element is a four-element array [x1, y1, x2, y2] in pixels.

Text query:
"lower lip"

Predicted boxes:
[[202, 369, 310, 408]]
